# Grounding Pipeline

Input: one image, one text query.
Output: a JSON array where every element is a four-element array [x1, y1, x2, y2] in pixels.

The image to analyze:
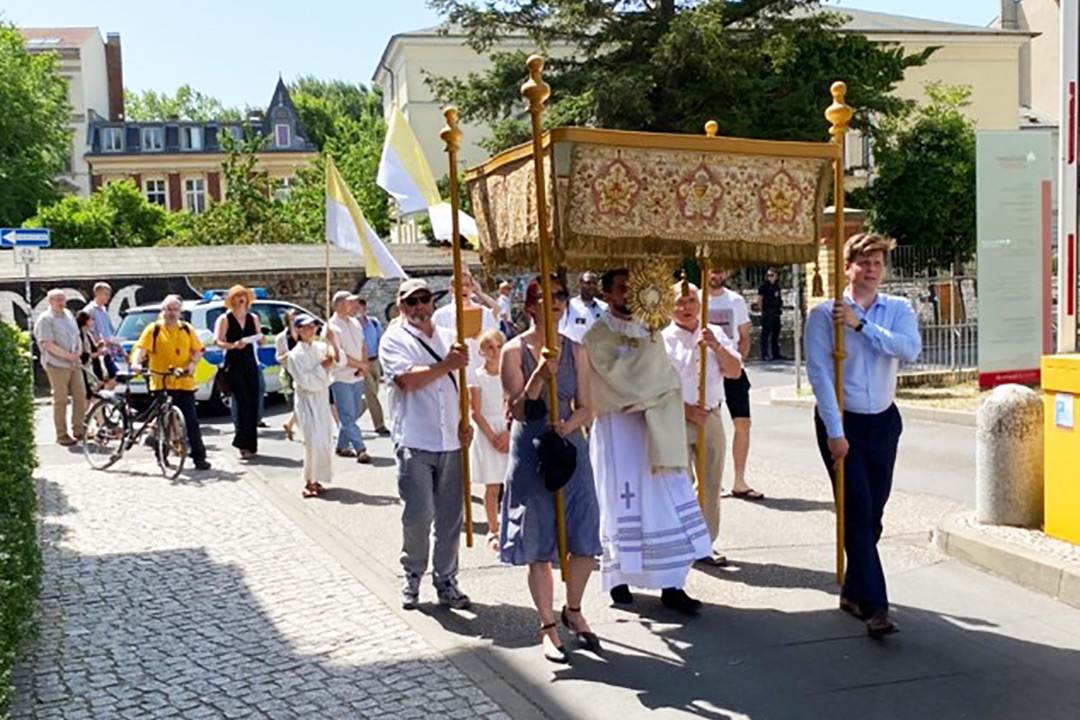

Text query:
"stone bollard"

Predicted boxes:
[[976, 384, 1044, 527]]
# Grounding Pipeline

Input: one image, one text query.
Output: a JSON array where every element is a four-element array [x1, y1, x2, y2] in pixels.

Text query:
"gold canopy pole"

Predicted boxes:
[[522, 55, 569, 580], [692, 120, 722, 512], [825, 82, 853, 586], [440, 106, 474, 549]]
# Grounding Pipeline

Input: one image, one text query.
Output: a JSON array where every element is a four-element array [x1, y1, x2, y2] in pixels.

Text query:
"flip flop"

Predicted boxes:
[[302, 484, 319, 498], [730, 488, 765, 501]]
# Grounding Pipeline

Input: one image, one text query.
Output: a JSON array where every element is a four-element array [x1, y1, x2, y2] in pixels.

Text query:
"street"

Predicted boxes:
[[14, 364, 1080, 720]]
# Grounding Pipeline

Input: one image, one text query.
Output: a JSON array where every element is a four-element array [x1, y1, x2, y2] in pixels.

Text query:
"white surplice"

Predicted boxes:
[[586, 315, 711, 591], [288, 340, 335, 484]]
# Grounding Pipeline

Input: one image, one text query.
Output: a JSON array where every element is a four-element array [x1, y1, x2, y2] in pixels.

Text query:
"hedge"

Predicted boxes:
[[0, 322, 39, 717]]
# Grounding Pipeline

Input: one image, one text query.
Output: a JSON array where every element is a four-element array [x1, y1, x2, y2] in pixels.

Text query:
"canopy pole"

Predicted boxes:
[[441, 107, 474, 549], [825, 82, 853, 586], [522, 55, 569, 581], [692, 120, 722, 512]]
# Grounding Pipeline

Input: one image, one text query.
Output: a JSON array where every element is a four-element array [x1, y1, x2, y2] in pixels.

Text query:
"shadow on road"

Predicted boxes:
[[315, 486, 399, 506]]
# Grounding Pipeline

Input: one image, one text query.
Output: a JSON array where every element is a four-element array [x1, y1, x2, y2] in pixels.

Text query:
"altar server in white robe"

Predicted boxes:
[[288, 314, 337, 498], [583, 269, 711, 614]]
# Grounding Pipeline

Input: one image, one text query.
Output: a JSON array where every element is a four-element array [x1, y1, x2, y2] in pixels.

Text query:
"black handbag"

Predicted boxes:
[[534, 428, 577, 492], [216, 364, 233, 396]]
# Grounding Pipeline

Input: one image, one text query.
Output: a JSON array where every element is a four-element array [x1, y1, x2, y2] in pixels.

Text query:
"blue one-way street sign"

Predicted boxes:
[[1, 228, 51, 248]]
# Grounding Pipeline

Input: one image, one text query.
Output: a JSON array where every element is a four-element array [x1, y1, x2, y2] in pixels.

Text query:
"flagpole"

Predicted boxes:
[[522, 55, 569, 581], [694, 120, 720, 513], [440, 107, 474, 549], [826, 82, 853, 587], [325, 156, 333, 318]]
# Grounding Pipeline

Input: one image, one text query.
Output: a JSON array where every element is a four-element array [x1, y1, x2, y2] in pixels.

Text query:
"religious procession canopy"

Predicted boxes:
[[465, 126, 837, 271]]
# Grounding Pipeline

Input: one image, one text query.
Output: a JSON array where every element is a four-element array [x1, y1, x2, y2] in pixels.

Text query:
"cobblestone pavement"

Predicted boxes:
[[12, 453, 510, 720]]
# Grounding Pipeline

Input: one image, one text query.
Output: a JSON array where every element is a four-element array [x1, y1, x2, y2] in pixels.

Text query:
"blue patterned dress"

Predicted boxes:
[[500, 336, 602, 565]]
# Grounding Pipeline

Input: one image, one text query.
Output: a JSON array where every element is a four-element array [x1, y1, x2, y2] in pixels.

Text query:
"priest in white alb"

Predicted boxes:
[[584, 269, 712, 614]]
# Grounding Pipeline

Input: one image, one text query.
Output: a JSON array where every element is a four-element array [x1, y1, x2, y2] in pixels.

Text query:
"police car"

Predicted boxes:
[[114, 289, 316, 413]]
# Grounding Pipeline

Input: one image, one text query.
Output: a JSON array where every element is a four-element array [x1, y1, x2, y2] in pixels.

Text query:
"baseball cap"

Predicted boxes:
[[294, 314, 318, 328], [397, 278, 431, 302], [332, 290, 353, 308]]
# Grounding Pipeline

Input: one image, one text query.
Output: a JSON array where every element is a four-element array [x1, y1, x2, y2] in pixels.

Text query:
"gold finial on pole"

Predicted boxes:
[[441, 104, 474, 550], [521, 55, 569, 580], [704, 120, 719, 138], [825, 80, 852, 586]]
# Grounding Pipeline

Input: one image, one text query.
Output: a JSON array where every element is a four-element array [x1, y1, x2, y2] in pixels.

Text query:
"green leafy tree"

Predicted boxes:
[[124, 84, 242, 121], [862, 82, 976, 268], [167, 132, 301, 246], [284, 78, 390, 240], [24, 180, 175, 249], [425, 0, 934, 152], [0, 22, 70, 226]]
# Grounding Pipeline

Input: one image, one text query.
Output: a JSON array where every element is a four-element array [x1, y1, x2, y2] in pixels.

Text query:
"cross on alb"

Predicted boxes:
[[620, 483, 636, 510]]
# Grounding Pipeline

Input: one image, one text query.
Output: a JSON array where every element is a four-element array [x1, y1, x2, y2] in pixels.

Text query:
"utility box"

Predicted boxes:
[[1042, 354, 1080, 544]]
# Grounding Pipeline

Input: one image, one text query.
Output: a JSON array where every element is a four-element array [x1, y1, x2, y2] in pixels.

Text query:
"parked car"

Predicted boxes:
[[113, 289, 315, 413]]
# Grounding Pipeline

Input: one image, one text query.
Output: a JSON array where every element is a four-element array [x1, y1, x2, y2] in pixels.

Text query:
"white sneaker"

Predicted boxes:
[[401, 574, 421, 610]]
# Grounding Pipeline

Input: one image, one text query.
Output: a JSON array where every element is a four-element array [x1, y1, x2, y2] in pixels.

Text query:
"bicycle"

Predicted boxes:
[[83, 369, 189, 479]]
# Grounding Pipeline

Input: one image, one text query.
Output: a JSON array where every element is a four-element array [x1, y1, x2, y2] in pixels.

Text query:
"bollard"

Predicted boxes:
[[975, 384, 1044, 527]]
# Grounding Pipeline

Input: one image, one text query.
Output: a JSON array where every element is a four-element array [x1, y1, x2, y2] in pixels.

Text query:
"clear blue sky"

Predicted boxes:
[[3, 0, 1003, 110]]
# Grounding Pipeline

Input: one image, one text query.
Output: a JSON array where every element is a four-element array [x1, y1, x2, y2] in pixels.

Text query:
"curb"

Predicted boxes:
[[768, 386, 977, 427], [933, 512, 1080, 611]]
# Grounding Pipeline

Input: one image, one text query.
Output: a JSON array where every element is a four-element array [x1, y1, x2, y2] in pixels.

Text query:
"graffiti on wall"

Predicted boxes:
[[0, 277, 200, 330]]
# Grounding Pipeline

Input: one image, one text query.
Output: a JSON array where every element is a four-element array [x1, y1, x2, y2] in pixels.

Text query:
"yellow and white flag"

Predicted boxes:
[[377, 106, 441, 215], [428, 201, 479, 244], [326, 156, 407, 279]]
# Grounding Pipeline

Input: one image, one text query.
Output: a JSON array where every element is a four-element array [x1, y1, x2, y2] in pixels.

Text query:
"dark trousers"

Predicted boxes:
[[228, 367, 260, 452], [760, 313, 782, 360], [163, 389, 207, 462], [814, 404, 902, 616]]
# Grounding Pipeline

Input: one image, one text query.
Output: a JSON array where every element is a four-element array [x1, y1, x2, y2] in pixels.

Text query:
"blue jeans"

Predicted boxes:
[[331, 381, 367, 453]]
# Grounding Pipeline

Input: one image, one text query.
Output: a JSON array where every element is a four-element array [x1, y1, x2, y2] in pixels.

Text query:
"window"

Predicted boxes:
[[274, 123, 291, 148], [141, 127, 164, 151], [181, 126, 203, 151], [272, 176, 294, 203], [145, 179, 166, 206], [102, 127, 123, 152], [252, 303, 286, 336], [184, 178, 206, 214]]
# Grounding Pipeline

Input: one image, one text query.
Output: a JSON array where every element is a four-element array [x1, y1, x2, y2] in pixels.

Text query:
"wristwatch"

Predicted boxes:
[[854, 319, 866, 333]]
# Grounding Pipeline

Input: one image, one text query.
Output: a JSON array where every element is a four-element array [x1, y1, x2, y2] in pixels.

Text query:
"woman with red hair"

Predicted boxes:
[[214, 285, 263, 459]]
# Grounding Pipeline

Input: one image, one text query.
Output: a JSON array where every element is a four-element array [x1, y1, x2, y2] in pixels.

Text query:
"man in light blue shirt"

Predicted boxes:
[[806, 233, 921, 639], [355, 297, 389, 436], [83, 282, 120, 379]]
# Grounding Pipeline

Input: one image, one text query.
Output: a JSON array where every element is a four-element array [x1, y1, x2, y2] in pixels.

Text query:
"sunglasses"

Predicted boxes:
[[553, 290, 570, 302], [403, 292, 433, 307]]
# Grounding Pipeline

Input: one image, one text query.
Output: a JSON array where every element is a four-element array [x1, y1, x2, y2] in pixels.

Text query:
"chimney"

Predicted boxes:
[[105, 33, 124, 121], [1000, 0, 1019, 30]]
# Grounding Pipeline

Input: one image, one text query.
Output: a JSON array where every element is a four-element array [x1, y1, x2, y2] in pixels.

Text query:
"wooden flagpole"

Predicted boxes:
[[440, 107, 474, 549], [825, 82, 853, 586], [522, 55, 569, 580]]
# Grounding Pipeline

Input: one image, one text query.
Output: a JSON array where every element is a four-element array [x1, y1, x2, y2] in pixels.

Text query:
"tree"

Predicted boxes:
[[0, 22, 70, 226], [283, 78, 390, 240], [425, 0, 935, 152], [24, 180, 176, 249], [167, 132, 301, 246], [124, 85, 242, 121], [862, 82, 976, 268]]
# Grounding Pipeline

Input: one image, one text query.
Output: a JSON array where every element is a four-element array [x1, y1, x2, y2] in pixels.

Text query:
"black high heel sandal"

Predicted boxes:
[[561, 606, 602, 653], [540, 622, 568, 664]]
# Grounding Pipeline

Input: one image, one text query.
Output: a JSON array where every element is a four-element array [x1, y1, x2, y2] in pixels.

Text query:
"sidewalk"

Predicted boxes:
[[13, 413, 515, 720], [769, 385, 976, 427]]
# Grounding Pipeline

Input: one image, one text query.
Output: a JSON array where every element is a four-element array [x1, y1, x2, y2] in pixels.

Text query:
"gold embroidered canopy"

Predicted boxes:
[[465, 126, 836, 271]]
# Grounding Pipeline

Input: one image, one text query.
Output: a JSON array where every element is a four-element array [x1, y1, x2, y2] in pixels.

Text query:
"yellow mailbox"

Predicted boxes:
[[1042, 354, 1080, 544]]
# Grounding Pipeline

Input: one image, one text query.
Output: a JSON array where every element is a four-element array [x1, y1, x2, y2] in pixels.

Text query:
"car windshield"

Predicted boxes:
[[116, 309, 191, 341]]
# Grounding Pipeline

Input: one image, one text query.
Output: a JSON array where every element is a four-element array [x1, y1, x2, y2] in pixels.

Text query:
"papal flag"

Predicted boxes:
[[326, 155, 407, 279], [377, 106, 441, 215]]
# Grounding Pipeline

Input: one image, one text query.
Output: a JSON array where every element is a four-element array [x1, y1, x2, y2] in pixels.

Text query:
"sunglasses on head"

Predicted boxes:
[[403, 292, 433, 307]]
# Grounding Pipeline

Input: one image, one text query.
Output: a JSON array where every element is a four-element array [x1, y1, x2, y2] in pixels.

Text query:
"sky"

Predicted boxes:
[[4, 0, 1005, 110]]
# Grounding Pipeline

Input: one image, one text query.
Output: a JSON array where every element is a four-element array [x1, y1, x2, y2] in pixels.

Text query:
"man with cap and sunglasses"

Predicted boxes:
[[379, 278, 474, 610]]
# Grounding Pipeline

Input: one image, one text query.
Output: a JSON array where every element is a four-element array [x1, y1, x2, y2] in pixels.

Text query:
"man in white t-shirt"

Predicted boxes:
[[432, 271, 499, 387], [559, 271, 608, 343], [327, 291, 371, 464], [706, 269, 763, 500]]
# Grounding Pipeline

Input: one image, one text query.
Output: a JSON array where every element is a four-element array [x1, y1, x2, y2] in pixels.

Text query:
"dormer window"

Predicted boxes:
[[102, 127, 124, 152], [142, 127, 164, 151], [275, 123, 291, 148], [181, 126, 203, 151]]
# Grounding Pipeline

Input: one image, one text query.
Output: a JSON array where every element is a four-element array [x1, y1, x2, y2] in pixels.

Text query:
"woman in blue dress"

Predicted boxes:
[[500, 276, 602, 664]]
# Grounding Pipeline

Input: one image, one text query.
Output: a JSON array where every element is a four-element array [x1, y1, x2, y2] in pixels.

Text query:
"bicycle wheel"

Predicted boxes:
[[157, 406, 188, 479], [83, 398, 127, 471]]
